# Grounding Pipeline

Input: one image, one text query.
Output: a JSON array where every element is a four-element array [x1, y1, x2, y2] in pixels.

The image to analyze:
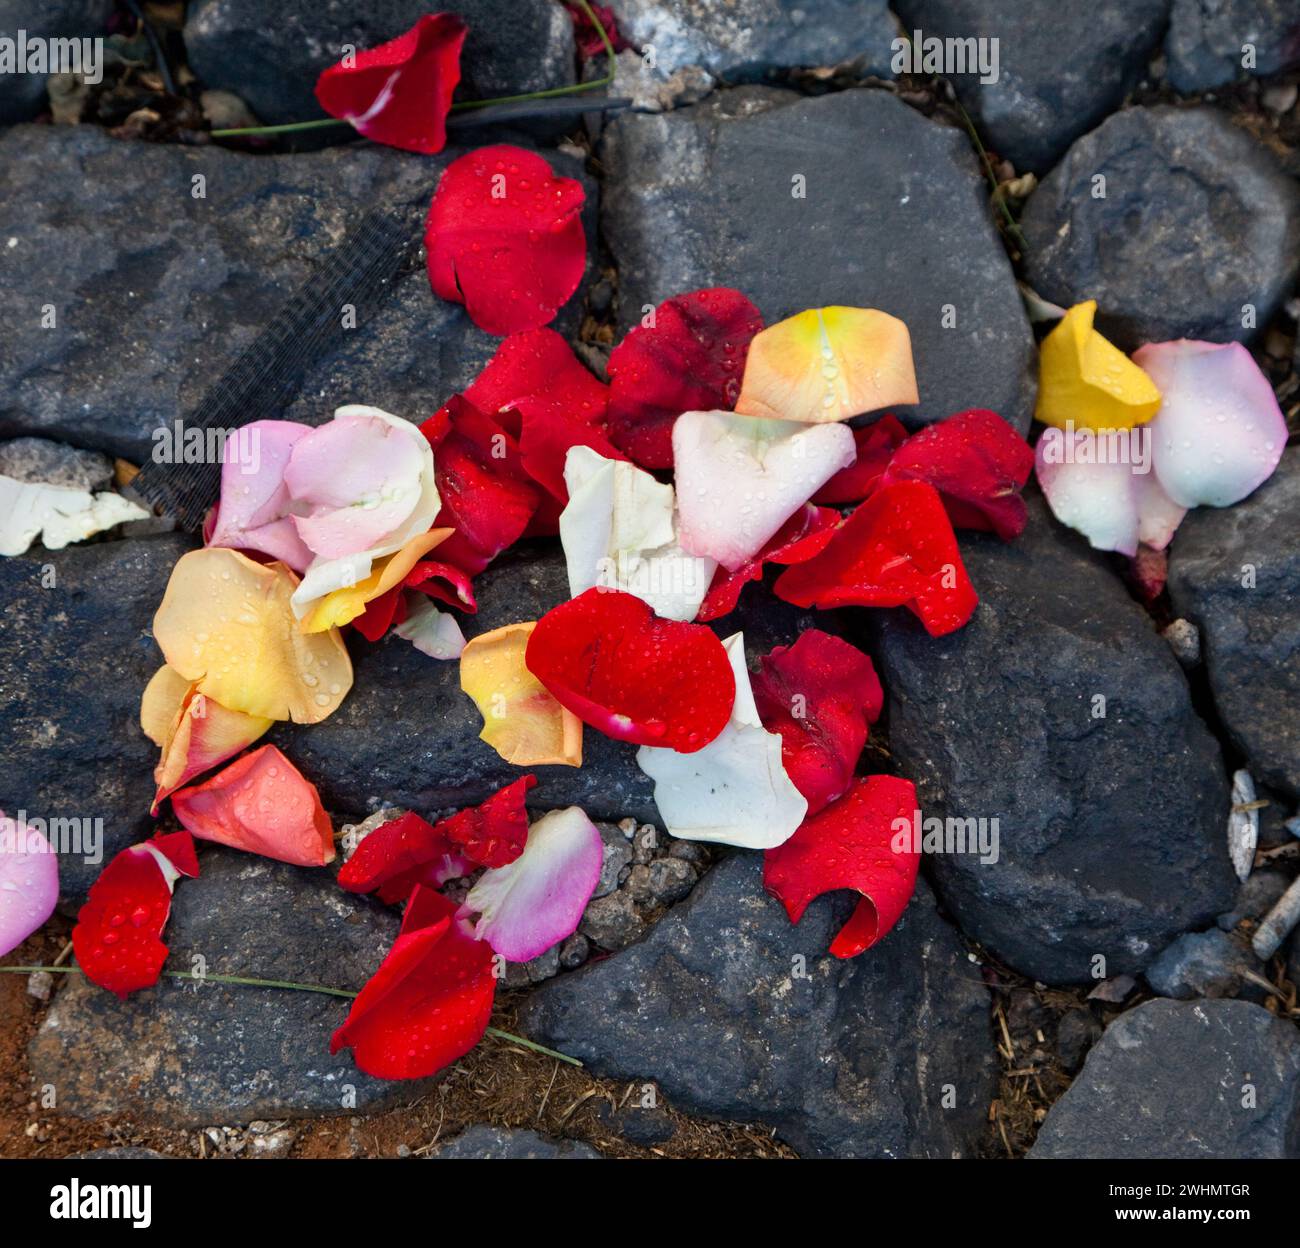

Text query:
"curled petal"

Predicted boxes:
[[314, 13, 466, 155], [673, 409, 855, 571], [813, 413, 908, 505], [395, 595, 467, 660], [460, 623, 583, 766], [0, 811, 59, 958], [763, 776, 919, 958], [637, 633, 807, 848], [752, 630, 882, 816], [774, 480, 978, 637], [735, 307, 918, 424], [153, 548, 353, 723], [425, 144, 586, 336], [1035, 301, 1162, 432], [1133, 339, 1288, 508], [171, 744, 334, 868], [466, 806, 602, 960], [405, 559, 477, 613], [606, 288, 764, 469], [338, 812, 469, 905], [526, 589, 735, 753]]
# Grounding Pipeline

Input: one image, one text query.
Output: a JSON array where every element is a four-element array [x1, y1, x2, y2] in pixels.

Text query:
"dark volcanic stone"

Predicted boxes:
[[0, 436, 113, 490], [0, 533, 196, 907], [1054, 1008, 1102, 1074], [432, 1125, 602, 1158], [1030, 999, 1300, 1158], [67, 1147, 171, 1159], [29, 850, 413, 1125], [521, 855, 996, 1158], [184, 0, 574, 126], [0, 1, 113, 123], [1165, 0, 1300, 92], [1145, 928, 1263, 1000], [891, 0, 1170, 174], [612, 0, 897, 79], [0, 124, 594, 461], [1022, 106, 1300, 351], [602, 86, 1036, 433], [870, 494, 1236, 984], [1168, 448, 1300, 798]]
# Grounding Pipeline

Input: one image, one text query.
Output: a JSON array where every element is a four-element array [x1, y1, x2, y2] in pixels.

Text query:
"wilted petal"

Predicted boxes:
[[395, 594, 467, 659], [0, 477, 148, 557], [0, 811, 59, 957]]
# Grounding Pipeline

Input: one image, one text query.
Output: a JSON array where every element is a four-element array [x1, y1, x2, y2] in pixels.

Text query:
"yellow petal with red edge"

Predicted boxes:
[[459, 622, 582, 767], [298, 528, 453, 634], [734, 306, 918, 424], [1035, 300, 1162, 432], [140, 664, 272, 814], [153, 547, 352, 723]]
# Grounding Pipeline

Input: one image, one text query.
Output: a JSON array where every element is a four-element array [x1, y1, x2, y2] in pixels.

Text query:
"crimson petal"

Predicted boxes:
[[438, 775, 536, 869], [812, 414, 908, 505], [338, 812, 468, 905]]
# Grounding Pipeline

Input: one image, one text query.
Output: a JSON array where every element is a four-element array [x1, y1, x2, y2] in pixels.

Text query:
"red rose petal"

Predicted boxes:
[[774, 480, 978, 637], [437, 775, 536, 869], [518, 406, 627, 514], [697, 503, 839, 622], [763, 775, 919, 958], [353, 586, 404, 642], [564, 1, 629, 59], [405, 559, 478, 613], [752, 630, 883, 815], [525, 588, 735, 752], [812, 414, 908, 505], [606, 288, 764, 469], [72, 831, 199, 999], [425, 145, 587, 336], [330, 885, 495, 1080], [880, 408, 1034, 541], [314, 14, 467, 155], [338, 812, 468, 906]]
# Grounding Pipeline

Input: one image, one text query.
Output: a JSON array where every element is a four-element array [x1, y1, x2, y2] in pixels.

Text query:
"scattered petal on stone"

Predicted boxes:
[[395, 594, 467, 660], [337, 811, 470, 905], [763, 775, 919, 958], [812, 413, 908, 505], [734, 307, 918, 424], [467, 806, 603, 960], [441, 776, 537, 869], [0, 476, 148, 557], [637, 633, 807, 848], [170, 744, 334, 868], [1035, 300, 1162, 432], [1133, 339, 1288, 509], [460, 622, 583, 766], [0, 811, 59, 958], [1228, 769, 1259, 884], [526, 588, 735, 752], [153, 548, 353, 724], [673, 409, 856, 571]]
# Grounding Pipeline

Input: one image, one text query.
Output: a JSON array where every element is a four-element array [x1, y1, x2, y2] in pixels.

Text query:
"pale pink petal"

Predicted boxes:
[[464, 807, 602, 962], [1133, 469, 1187, 552], [1035, 428, 1144, 557], [1134, 340, 1288, 509], [0, 811, 59, 956]]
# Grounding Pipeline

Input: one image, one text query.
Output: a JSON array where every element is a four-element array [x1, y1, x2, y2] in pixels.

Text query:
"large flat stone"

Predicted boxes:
[[521, 855, 996, 1158], [601, 86, 1036, 433], [869, 494, 1236, 984]]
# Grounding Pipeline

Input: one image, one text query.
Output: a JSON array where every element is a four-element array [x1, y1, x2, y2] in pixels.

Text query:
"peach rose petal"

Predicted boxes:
[[153, 547, 352, 724], [459, 622, 582, 767], [734, 307, 918, 424]]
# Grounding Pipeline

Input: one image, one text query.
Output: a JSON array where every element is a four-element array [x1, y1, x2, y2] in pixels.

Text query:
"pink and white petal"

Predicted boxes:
[[465, 806, 602, 962], [394, 594, 466, 660], [1035, 429, 1142, 556], [0, 811, 59, 956], [1133, 469, 1187, 552], [672, 410, 856, 571], [636, 633, 807, 848], [1134, 340, 1288, 509]]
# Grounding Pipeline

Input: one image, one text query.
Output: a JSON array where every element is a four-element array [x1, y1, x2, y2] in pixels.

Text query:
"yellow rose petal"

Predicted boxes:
[[734, 306, 918, 423], [459, 622, 582, 767], [153, 547, 352, 724], [1035, 300, 1162, 432]]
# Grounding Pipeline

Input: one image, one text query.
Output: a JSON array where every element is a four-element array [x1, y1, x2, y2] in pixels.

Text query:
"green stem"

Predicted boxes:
[[0, 964, 582, 1067], [211, 0, 617, 139]]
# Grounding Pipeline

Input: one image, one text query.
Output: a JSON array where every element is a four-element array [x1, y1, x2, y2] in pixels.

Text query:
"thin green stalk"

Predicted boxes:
[[211, 0, 617, 139], [0, 964, 582, 1066]]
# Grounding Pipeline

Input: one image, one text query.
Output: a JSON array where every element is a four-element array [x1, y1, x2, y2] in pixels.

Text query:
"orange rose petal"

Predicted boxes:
[[459, 622, 582, 767]]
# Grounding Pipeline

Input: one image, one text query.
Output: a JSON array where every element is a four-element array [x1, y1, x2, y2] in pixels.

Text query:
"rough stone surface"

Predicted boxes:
[[578, 889, 647, 950], [891, 0, 1169, 173], [67, 1147, 171, 1159], [1030, 999, 1300, 1158], [1165, 0, 1300, 92], [30, 850, 416, 1125], [522, 855, 996, 1158], [602, 87, 1036, 432], [1168, 448, 1300, 798], [0, 124, 594, 461], [594, 823, 634, 898], [1022, 106, 1300, 351], [432, 1125, 602, 1159], [0, 436, 113, 490], [611, 0, 897, 80], [1145, 929, 1263, 1000], [1218, 867, 1295, 930], [184, 0, 574, 125], [870, 494, 1236, 984], [0, 533, 196, 906], [0, 1, 113, 123], [1055, 1007, 1102, 1074]]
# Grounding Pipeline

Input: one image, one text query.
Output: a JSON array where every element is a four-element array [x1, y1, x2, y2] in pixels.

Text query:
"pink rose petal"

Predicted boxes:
[[0, 811, 59, 957]]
